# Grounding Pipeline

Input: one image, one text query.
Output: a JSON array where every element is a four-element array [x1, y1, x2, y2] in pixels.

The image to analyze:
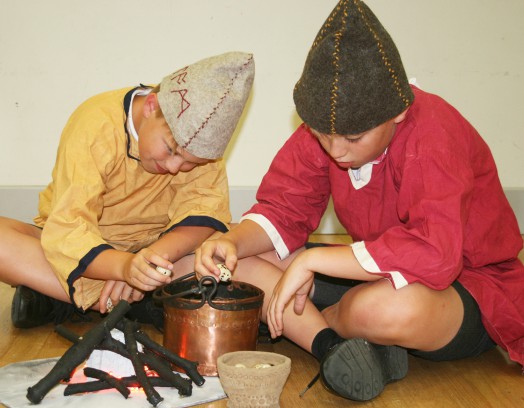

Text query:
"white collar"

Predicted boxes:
[[126, 88, 152, 141], [348, 148, 388, 190]]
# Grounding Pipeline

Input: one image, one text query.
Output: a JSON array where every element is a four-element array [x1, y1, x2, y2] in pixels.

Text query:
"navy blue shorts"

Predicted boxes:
[[306, 242, 496, 361]]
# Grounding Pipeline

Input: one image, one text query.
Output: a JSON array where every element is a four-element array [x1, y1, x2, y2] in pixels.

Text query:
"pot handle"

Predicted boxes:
[[152, 272, 218, 310]]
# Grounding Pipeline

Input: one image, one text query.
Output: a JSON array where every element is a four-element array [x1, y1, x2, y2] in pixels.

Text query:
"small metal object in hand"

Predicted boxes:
[[217, 263, 232, 282]]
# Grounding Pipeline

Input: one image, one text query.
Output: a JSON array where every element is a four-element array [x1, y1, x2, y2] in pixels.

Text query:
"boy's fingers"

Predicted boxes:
[[194, 247, 210, 275], [204, 255, 219, 274], [149, 259, 173, 276], [268, 315, 282, 338], [224, 253, 238, 273], [99, 281, 116, 313], [99, 296, 108, 314], [120, 284, 134, 301], [194, 255, 213, 277], [266, 307, 275, 336], [132, 290, 145, 302], [293, 294, 307, 315], [267, 296, 284, 338], [128, 274, 160, 292], [274, 304, 284, 337], [139, 249, 173, 274], [138, 261, 171, 284]]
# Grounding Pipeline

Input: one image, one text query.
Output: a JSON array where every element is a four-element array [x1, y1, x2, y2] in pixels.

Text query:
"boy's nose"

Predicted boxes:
[[165, 157, 183, 174], [327, 137, 347, 159]]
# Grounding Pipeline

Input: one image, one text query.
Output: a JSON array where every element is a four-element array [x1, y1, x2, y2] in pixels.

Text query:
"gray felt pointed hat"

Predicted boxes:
[[293, 0, 413, 135], [158, 52, 254, 159]]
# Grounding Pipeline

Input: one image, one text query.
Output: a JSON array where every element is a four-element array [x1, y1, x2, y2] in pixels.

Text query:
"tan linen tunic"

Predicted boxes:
[[34, 87, 231, 309]]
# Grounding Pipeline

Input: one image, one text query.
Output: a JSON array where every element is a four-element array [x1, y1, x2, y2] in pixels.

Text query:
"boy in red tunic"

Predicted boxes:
[[195, 0, 524, 401]]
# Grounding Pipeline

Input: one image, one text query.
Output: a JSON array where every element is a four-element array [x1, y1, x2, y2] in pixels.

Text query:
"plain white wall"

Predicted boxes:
[[1, 0, 523, 190]]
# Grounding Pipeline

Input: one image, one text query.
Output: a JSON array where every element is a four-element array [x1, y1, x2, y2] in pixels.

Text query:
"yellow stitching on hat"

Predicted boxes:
[[355, 0, 411, 107], [312, 0, 346, 49], [183, 54, 254, 150], [329, 1, 348, 134], [295, 1, 347, 104]]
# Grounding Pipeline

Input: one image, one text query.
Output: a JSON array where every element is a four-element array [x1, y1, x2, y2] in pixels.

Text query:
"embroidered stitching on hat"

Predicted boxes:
[[355, 1, 411, 108], [312, 0, 344, 49], [329, 2, 349, 134], [182, 54, 254, 150], [170, 66, 191, 118], [294, 0, 345, 95]]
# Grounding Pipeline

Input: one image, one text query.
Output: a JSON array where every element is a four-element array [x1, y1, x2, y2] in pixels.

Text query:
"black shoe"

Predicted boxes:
[[320, 338, 408, 401], [11, 286, 77, 329]]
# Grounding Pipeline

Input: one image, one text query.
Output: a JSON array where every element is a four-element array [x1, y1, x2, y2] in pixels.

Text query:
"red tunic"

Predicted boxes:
[[244, 86, 524, 366]]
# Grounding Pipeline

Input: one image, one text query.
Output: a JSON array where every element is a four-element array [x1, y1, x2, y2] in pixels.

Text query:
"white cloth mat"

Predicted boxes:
[[0, 358, 226, 408]]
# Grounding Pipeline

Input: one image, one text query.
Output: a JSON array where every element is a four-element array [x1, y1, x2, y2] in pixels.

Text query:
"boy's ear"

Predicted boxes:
[[394, 108, 409, 124], [143, 93, 160, 118]]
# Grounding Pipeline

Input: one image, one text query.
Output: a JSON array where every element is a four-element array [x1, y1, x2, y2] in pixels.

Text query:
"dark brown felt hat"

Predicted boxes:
[[293, 0, 414, 135]]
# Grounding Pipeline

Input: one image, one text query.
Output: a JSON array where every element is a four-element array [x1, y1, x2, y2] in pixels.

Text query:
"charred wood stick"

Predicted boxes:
[[141, 349, 192, 396], [56, 316, 192, 396], [119, 321, 204, 386], [99, 333, 130, 358], [137, 332, 204, 386], [26, 300, 131, 404], [83, 367, 130, 399], [99, 333, 192, 396], [55, 325, 82, 343], [63, 375, 172, 396], [123, 319, 163, 407], [56, 325, 129, 361]]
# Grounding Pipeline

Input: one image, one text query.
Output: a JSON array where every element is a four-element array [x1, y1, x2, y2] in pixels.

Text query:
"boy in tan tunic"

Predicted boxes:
[[0, 52, 254, 328]]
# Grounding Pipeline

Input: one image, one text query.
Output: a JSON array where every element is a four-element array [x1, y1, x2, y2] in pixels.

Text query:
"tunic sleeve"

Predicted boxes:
[[244, 125, 332, 259], [37, 110, 117, 308]]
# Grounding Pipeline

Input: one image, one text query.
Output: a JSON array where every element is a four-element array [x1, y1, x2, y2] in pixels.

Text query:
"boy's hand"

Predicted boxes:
[[99, 280, 144, 313], [122, 248, 173, 291], [266, 251, 315, 339], [194, 237, 238, 280]]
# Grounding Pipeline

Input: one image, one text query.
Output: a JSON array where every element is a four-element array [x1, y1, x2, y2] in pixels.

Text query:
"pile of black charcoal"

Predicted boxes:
[[26, 300, 204, 407]]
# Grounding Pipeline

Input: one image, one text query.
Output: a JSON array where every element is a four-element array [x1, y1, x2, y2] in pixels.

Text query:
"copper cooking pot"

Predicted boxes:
[[154, 273, 264, 376]]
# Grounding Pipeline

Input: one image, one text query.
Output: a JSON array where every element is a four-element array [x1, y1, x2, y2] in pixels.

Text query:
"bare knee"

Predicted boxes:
[[0, 217, 38, 263], [328, 280, 423, 344], [0, 216, 41, 238], [329, 280, 464, 350], [356, 294, 416, 341], [0, 216, 17, 239]]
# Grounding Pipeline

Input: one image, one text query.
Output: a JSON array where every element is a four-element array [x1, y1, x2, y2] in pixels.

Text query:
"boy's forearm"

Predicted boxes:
[[83, 249, 132, 281], [149, 226, 216, 262], [81, 227, 214, 282], [226, 220, 275, 259], [305, 246, 380, 282]]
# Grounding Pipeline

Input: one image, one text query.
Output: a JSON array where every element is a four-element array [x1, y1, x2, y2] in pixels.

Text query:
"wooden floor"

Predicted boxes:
[[1, 235, 523, 407]]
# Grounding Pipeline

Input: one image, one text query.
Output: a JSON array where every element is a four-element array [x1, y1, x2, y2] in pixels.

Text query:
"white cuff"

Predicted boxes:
[[239, 213, 290, 260], [351, 241, 408, 289]]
